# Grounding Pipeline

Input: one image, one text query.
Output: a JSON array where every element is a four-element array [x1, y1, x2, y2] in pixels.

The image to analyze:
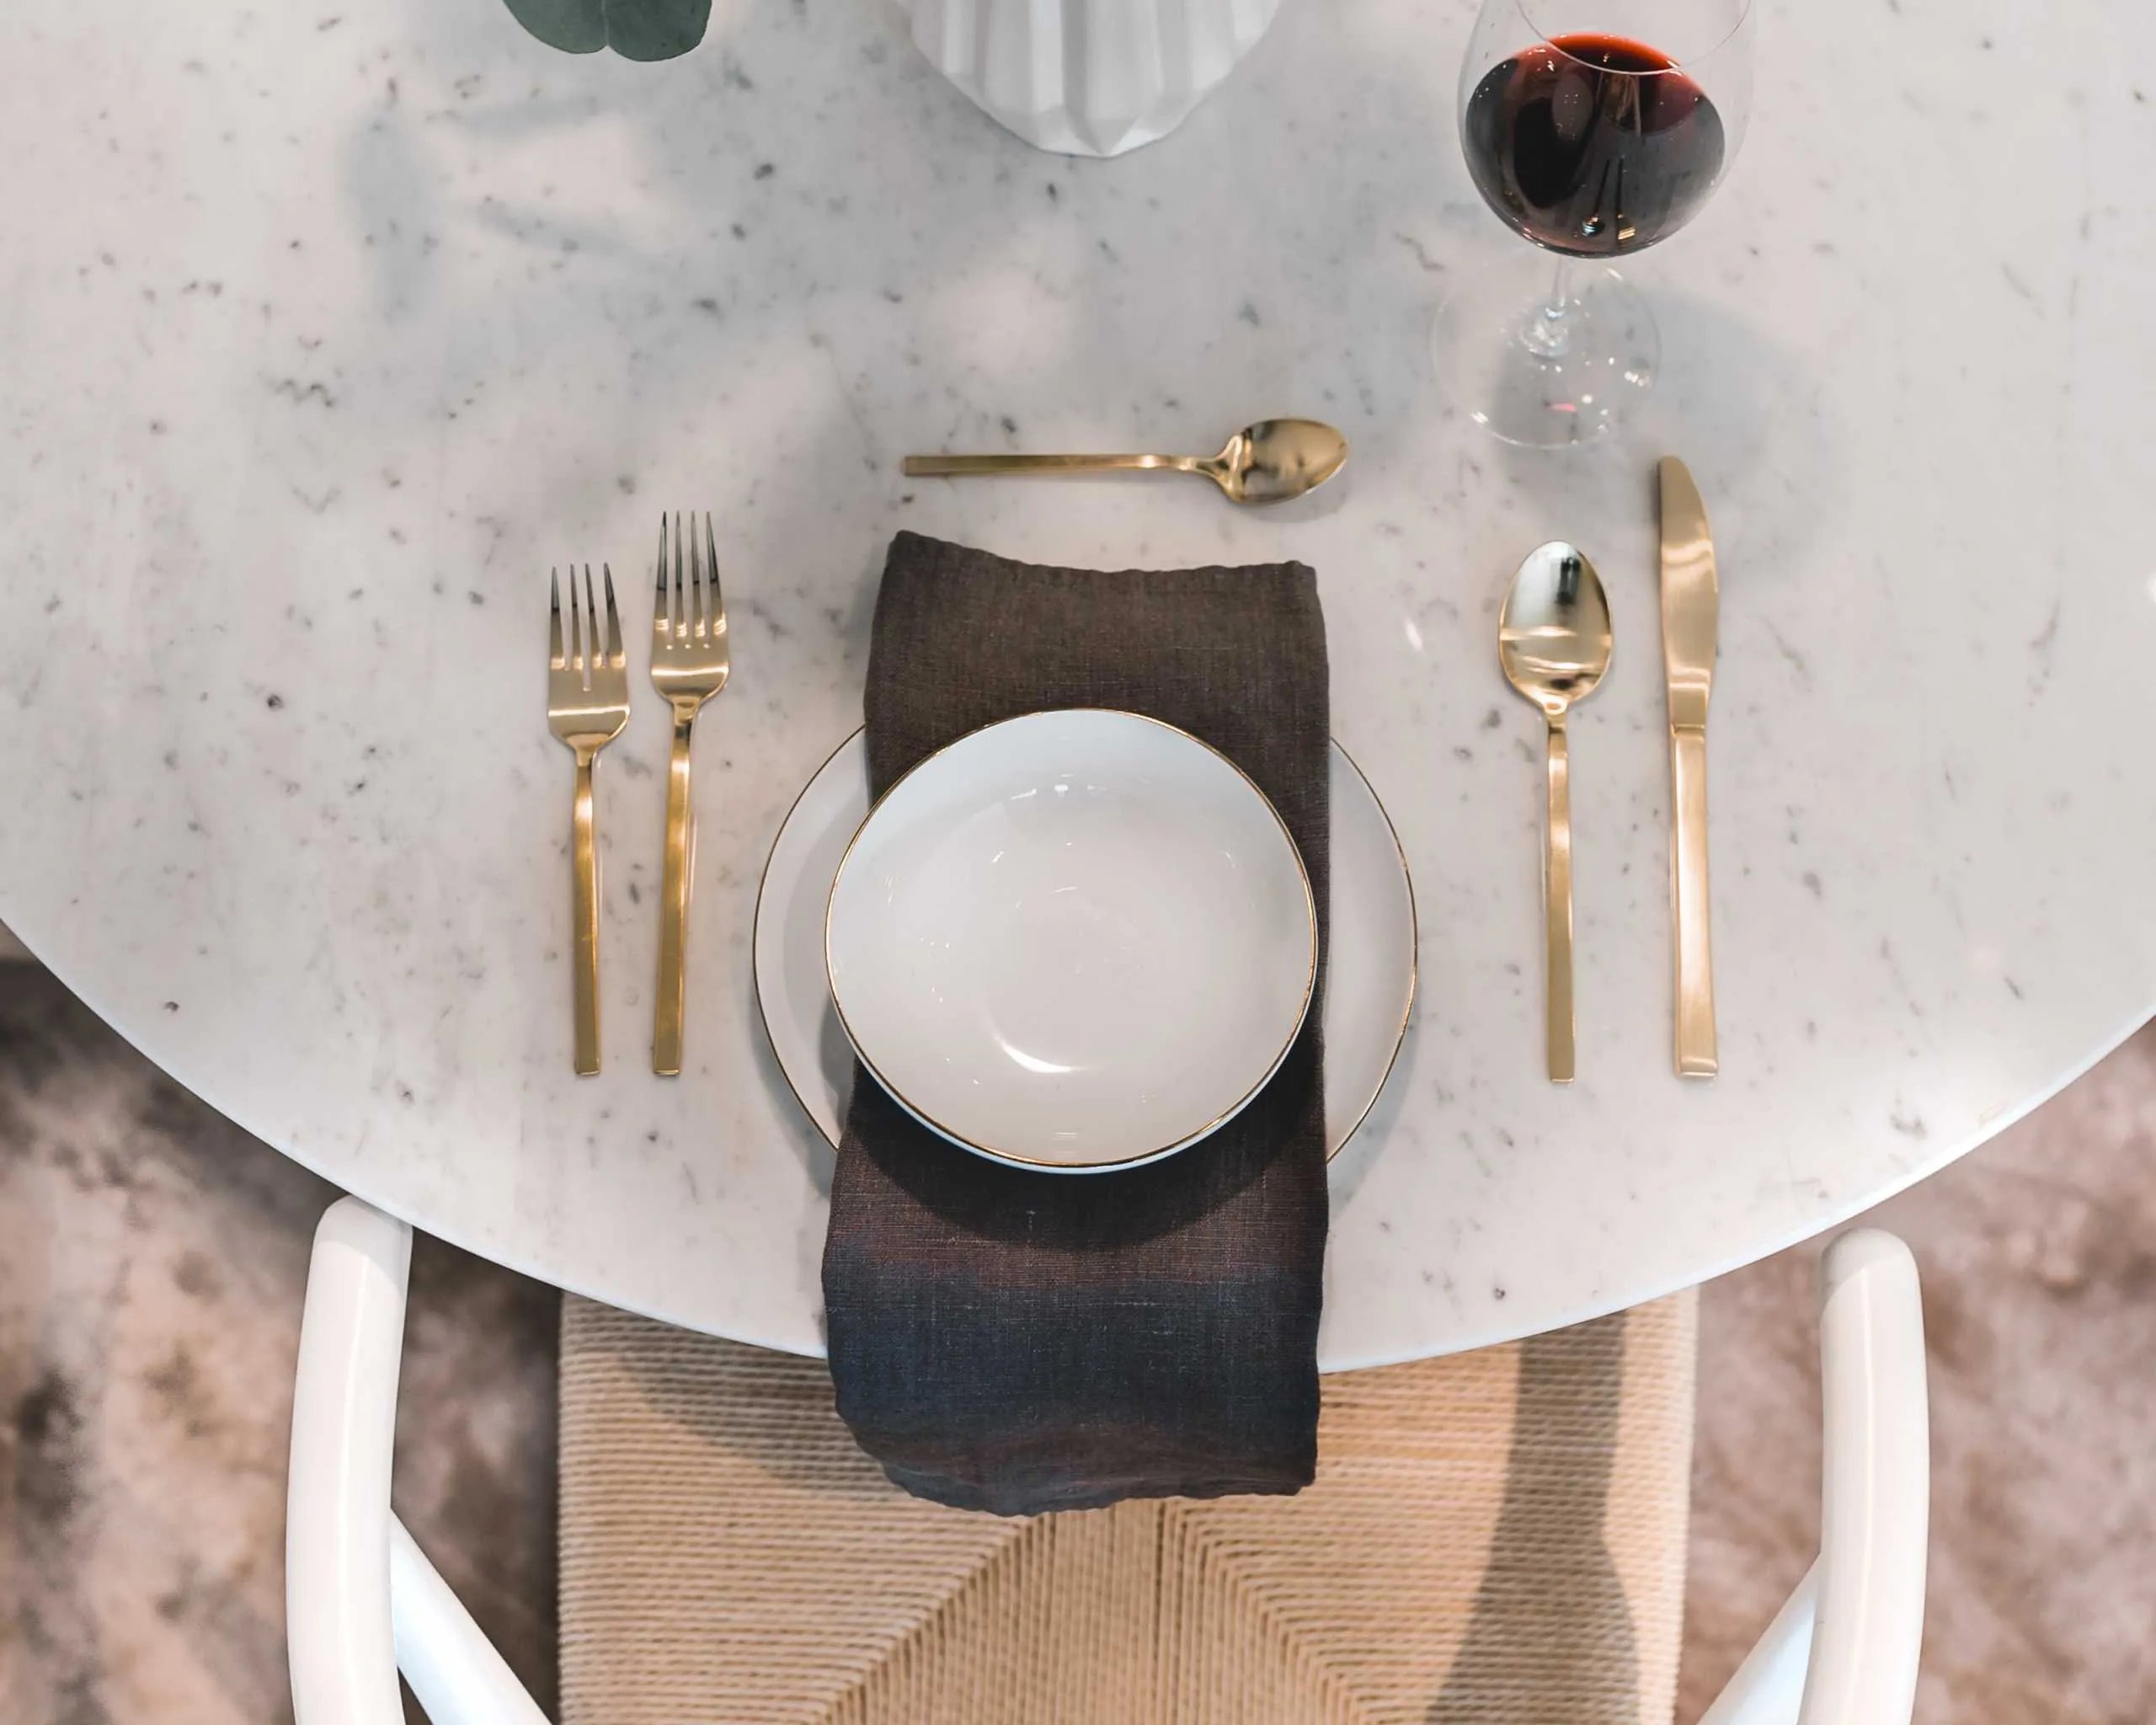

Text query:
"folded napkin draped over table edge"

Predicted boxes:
[[822, 531, 1333, 1515]]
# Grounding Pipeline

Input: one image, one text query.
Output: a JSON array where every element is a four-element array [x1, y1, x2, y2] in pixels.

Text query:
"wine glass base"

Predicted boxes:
[[1432, 256, 1659, 448]]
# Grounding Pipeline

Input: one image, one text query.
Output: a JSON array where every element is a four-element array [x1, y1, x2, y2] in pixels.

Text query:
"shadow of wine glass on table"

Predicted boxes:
[[1484, 285, 1850, 606]]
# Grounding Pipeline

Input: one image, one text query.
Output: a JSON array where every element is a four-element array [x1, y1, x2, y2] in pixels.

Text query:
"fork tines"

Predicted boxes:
[[551, 563, 624, 688], [654, 512, 726, 644]]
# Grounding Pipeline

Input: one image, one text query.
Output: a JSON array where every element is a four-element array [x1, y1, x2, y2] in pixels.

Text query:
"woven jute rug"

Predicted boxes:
[[559, 1291, 1696, 1725]]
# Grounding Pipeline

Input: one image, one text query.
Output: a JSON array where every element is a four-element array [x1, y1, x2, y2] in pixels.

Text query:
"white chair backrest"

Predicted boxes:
[[286, 1200, 1929, 1725]]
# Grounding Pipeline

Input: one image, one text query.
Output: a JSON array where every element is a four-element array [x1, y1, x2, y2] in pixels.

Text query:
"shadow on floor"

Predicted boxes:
[[0, 965, 559, 1725], [3, 956, 2150, 1723], [1678, 1022, 2156, 1725]]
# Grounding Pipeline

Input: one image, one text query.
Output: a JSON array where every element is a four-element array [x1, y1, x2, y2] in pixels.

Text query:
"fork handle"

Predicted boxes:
[[571, 752, 600, 1076], [653, 709, 696, 1076]]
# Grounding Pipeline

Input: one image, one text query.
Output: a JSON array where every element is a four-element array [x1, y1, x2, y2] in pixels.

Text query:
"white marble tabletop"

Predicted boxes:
[[3, 0, 2152, 1368]]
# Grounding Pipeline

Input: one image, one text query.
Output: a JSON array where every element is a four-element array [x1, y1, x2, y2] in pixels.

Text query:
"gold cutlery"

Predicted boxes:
[[1499, 542, 1613, 1084], [1657, 457, 1720, 1078], [902, 418, 1348, 505], [648, 513, 731, 1076], [548, 565, 630, 1076]]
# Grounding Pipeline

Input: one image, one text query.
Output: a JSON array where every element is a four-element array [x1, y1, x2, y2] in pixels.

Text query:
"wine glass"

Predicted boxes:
[[1433, 0, 1755, 446]]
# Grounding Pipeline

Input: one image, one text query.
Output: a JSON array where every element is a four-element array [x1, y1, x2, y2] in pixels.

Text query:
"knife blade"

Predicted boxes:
[[1657, 456, 1719, 1077]]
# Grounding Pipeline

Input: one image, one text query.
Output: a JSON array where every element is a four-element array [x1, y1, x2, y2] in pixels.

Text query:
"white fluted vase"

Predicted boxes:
[[903, 0, 1284, 158]]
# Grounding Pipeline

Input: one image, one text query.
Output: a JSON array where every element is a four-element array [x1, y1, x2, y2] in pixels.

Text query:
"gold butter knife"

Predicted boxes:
[[1658, 457, 1719, 1078]]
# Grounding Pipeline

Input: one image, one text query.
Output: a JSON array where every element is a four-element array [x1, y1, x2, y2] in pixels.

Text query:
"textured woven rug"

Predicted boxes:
[[558, 1292, 1695, 1725]]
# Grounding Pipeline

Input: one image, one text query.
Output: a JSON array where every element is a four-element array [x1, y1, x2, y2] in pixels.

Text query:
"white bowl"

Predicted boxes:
[[824, 708, 1317, 1172]]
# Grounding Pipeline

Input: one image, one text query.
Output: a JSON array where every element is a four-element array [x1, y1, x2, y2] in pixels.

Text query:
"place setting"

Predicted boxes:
[[533, 0, 1748, 1482], [542, 402, 1727, 1509], [497, 0, 1734, 1528]]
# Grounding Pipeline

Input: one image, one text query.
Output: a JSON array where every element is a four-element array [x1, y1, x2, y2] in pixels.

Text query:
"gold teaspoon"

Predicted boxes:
[[902, 418, 1348, 505], [1498, 542, 1614, 1084]]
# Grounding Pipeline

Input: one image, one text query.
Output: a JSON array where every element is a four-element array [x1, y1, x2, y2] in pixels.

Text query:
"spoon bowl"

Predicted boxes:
[[1499, 541, 1614, 716], [1201, 418, 1351, 505]]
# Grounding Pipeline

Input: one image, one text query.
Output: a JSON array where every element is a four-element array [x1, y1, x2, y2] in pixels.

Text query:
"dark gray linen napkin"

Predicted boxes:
[[821, 531, 1331, 1515]]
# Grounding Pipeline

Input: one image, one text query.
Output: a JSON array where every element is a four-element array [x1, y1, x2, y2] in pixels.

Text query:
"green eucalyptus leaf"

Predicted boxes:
[[502, 0, 712, 61]]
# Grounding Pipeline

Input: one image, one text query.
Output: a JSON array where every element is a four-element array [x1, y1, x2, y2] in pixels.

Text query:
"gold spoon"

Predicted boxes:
[[902, 418, 1348, 505], [1498, 542, 1614, 1084]]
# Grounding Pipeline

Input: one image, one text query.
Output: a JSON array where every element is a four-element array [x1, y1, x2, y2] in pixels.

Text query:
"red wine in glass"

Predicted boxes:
[[1462, 34, 1726, 257]]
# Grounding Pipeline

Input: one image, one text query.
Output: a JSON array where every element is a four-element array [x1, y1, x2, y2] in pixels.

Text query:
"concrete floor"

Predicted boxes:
[[3, 957, 2149, 1722]]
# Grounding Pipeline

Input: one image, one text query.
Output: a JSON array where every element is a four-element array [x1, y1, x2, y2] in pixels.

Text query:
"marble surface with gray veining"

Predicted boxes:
[[2, 0, 2153, 1371], [3, 958, 2149, 1722]]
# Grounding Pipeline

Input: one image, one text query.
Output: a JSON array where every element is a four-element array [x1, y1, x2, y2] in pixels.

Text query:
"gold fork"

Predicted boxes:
[[547, 564, 629, 1076], [649, 513, 731, 1076]]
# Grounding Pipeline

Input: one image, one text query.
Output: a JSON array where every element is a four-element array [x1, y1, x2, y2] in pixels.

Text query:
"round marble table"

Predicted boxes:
[[3, 0, 2151, 1369]]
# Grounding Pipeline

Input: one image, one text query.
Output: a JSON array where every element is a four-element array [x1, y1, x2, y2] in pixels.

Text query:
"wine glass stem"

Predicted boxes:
[[1522, 258, 1576, 361]]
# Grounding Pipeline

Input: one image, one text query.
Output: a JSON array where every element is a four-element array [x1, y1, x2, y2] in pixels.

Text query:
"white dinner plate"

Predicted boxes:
[[825, 710, 1317, 1171], [755, 724, 1417, 1167]]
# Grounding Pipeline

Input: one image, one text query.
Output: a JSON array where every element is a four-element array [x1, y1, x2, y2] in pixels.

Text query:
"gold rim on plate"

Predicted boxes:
[[750, 725, 1418, 1167]]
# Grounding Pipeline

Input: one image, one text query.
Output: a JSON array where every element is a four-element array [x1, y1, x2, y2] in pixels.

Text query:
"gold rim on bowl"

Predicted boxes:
[[821, 708, 1318, 1174]]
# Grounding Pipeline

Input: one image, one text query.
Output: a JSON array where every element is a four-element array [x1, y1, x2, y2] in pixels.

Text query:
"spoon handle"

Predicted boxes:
[[902, 452, 1193, 476], [1544, 717, 1576, 1083]]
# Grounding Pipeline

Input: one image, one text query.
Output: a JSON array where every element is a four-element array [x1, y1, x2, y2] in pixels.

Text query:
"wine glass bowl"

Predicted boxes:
[[1435, 0, 1755, 446], [1463, 35, 1731, 256]]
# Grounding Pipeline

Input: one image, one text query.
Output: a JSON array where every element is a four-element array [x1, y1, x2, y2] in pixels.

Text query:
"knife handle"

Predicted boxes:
[[1670, 724, 1718, 1077]]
